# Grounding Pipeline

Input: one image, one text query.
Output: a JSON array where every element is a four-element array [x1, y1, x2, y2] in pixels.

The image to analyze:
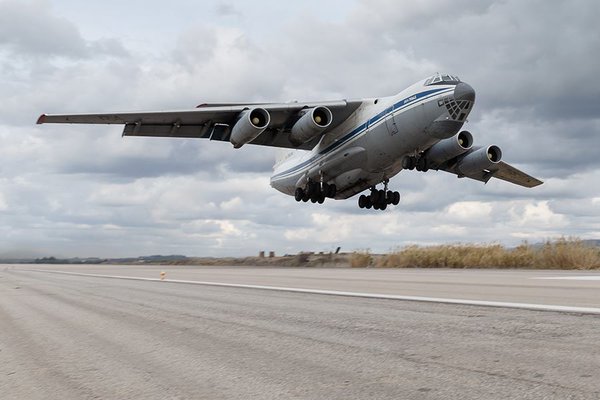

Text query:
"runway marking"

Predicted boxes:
[[534, 276, 600, 281], [27, 269, 600, 315]]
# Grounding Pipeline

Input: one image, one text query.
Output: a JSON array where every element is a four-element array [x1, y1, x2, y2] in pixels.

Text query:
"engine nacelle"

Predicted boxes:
[[457, 145, 502, 175], [230, 108, 270, 148], [289, 107, 333, 146], [425, 131, 473, 167]]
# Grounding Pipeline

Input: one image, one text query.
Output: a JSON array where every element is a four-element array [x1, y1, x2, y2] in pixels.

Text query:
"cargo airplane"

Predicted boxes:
[[38, 72, 542, 210]]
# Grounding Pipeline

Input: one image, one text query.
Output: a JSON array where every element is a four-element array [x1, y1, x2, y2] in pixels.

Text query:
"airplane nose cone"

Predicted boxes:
[[454, 82, 476, 102]]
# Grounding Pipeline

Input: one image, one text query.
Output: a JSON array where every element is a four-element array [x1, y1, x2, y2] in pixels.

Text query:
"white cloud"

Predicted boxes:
[[220, 197, 243, 211], [0, 0, 599, 258], [447, 201, 493, 220], [0, 191, 8, 211], [509, 201, 568, 229]]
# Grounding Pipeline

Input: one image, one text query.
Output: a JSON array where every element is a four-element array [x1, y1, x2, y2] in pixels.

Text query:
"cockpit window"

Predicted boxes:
[[424, 72, 461, 86]]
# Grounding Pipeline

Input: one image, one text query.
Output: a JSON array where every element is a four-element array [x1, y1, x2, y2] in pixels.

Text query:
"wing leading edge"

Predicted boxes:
[[37, 100, 363, 151]]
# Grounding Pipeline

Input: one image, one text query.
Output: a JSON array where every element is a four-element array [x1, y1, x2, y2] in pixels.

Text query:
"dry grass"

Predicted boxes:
[[350, 250, 373, 268], [378, 238, 600, 270], [537, 238, 600, 269]]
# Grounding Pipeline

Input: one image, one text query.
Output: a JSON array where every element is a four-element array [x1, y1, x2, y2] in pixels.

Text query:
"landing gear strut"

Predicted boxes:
[[294, 180, 336, 204], [358, 180, 400, 210]]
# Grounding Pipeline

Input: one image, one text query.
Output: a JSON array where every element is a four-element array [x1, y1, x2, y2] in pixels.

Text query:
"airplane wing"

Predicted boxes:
[[37, 100, 363, 151], [489, 161, 543, 187], [440, 159, 543, 188]]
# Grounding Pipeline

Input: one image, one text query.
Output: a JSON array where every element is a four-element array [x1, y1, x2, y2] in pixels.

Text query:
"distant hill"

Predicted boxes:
[[0, 254, 188, 264]]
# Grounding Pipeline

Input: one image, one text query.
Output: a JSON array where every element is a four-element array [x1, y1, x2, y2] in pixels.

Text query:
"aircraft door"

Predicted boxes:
[[385, 107, 398, 135]]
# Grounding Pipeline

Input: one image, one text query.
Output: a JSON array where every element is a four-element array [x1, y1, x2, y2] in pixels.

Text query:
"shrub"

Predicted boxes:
[[350, 250, 372, 268], [378, 238, 600, 269], [537, 237, 600, 269]]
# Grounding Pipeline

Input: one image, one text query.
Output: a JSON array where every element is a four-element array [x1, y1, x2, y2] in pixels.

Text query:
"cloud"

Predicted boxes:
[[0, 0, 87, 58], [447, 201, 493, 220], [0, 0, 129, 60], [0, 191, 8, 211], [0, 0, 599, 257], [215, 2, 242, 17]]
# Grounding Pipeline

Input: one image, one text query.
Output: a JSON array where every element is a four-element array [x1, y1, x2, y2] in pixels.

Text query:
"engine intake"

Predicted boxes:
[[230, 108, 270, 148], [457, 145, 502, 176], [289, 107, 333, 146], [424, 131, 473, 167]]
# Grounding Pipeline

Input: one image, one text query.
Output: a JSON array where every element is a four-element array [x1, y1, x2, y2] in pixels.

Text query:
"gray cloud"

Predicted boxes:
[[215, 2, 241, 17], [0, 0, 129, 60], [0, 0, 87, 58], [0, 0, 599, 257]]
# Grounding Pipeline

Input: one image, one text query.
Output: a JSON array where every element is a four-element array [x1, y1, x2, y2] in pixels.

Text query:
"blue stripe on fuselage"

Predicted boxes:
[[271, 87, 452, 180]]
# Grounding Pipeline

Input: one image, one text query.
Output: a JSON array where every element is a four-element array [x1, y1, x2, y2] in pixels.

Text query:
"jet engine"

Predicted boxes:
[[230, 108, 270, 148], [424, 131, 473, 167], [289, 107, 333, 146], [457, 145, 502, 175]]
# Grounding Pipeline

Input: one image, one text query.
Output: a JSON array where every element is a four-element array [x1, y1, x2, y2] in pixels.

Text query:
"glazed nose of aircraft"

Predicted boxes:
[[454, 82, 476, 102]]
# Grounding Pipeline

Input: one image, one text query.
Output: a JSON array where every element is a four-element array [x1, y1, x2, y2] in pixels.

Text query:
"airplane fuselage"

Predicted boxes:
[[270, 76, 474, 200]]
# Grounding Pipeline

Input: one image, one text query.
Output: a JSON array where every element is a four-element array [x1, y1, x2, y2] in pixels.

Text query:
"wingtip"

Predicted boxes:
[[36, 114, 47, 124]]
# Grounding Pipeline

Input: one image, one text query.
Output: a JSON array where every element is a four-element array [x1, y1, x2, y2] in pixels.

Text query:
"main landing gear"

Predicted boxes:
[[294, 180, 337, 204], [402, 155, 429, 172], [358, 181, 400, 210]]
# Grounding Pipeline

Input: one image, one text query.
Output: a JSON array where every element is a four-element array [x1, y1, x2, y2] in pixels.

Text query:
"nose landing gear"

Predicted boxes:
[[358, 181, 400, 210]]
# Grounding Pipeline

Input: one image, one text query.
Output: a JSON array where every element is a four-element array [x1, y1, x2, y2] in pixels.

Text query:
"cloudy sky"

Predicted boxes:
[[1, 0, 599, 258]]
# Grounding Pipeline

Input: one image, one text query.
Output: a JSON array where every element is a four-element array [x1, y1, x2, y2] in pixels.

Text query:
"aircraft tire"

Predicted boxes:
[[358, 195, 367, 208], [310, 189, 320, 203], [295, 188, 304, 202], [392, 191, 400, 205], [417, 157, 428, 172], [307, 181, 316, 197], [328, 184, 337, 198], [402, 157, 410, 169], [370, 191, 379, 204]]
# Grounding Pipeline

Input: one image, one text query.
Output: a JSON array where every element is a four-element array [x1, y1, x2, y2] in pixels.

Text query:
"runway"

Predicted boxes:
[[1, 265, 599, 399]]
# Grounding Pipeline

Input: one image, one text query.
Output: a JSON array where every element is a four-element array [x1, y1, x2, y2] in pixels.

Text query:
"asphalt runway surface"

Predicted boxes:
[[1, 265, 599, 399]]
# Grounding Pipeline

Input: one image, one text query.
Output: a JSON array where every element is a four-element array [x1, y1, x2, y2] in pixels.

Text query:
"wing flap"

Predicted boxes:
[[121, 123, 215, 139]]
